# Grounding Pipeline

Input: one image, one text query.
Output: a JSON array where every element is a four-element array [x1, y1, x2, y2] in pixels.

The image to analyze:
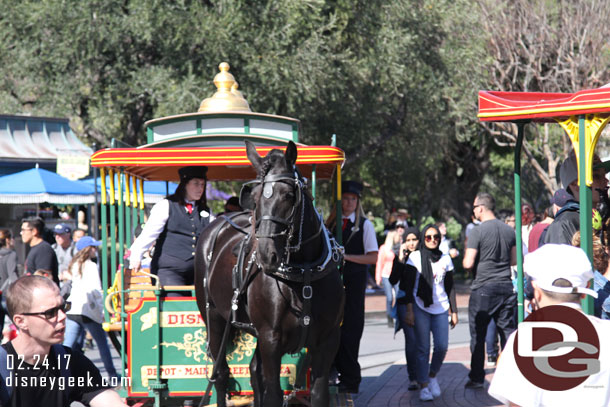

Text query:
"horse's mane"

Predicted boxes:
[[259, 149, 291, 179]]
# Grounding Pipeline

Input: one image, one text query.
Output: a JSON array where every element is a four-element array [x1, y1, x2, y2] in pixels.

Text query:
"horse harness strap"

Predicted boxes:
[[230, 235, 259, 333], [205, 212, 249, 266], [200, 219, 257, 407]]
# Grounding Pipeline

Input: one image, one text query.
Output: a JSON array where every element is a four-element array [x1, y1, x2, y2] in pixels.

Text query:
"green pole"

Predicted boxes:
[[578, 115, 594, 315], [514, 122, 526, 323]]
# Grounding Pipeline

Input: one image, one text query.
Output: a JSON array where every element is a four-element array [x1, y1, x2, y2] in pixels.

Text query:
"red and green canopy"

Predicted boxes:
[[91, 145, 344, 181]]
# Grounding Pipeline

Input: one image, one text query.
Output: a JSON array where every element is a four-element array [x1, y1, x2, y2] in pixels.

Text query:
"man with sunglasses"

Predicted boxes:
[[0, 275, 127, 406], [462, 192, 517, 389], [21, 217, 59, 284]]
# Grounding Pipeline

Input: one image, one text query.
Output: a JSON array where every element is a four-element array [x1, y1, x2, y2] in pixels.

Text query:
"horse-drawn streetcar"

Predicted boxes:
[[91, 63, 349, 407]]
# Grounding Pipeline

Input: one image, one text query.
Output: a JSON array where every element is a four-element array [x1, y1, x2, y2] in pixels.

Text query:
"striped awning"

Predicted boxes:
[[478, 86, 610, 122], [0, 115, 92, 160], [91, 145, 345, 181]]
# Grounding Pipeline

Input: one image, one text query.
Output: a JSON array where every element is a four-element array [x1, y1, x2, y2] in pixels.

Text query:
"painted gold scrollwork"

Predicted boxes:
[[159, 329, 257, 363]]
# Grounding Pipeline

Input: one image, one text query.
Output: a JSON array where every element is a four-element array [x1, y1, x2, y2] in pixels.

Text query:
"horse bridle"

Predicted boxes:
[[247, 169, 306, 257]]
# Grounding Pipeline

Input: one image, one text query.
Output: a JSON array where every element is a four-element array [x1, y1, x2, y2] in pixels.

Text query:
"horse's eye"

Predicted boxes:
[[285, 192, 295, 200]]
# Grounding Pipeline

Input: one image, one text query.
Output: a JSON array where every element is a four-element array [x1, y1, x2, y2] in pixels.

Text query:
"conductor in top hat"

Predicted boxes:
[[129, 166, 213, 296], [326, 180, 379, 393]]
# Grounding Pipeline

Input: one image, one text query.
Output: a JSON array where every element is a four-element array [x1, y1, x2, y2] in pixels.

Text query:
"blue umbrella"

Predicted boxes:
[[0, 167, 95, 204]]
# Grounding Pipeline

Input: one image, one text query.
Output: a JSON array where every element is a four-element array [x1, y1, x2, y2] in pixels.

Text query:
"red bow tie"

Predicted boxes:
[[186, 203, 193, 214]]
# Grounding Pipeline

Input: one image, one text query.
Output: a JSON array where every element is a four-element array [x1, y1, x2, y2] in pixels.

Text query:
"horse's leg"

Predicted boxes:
[[309, 326, 341, 407], [257, 332, 284, 407], [206, 312, 231, 407], [249, 345, 264, 407]]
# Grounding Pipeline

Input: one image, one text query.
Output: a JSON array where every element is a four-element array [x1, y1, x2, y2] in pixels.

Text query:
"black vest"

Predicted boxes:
[[152, 199, 209, 267], [342, 217, 367, 273]]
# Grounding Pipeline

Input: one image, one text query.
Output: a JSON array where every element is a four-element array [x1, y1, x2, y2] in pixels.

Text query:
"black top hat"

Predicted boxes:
[[342, 180, 363, 197], [178, 166, 208, 181]]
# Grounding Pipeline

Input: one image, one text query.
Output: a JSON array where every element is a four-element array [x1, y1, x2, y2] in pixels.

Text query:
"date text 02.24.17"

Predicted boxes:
[[7, 354, 71, 371]]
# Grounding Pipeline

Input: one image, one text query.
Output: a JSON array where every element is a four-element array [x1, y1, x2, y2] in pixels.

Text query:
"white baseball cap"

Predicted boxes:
[[524, 244, 597, 298]]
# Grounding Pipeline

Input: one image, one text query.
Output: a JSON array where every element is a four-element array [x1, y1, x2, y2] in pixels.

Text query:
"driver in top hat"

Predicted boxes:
[[129, 166, 213, 296], [327, 180, 378, 393]]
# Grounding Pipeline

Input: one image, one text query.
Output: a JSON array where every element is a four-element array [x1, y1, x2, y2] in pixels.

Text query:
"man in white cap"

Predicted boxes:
[[489, 244, 610, 406]]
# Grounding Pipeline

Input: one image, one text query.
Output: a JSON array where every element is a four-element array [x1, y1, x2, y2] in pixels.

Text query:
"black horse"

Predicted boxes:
[[195, 141, 345, 407]]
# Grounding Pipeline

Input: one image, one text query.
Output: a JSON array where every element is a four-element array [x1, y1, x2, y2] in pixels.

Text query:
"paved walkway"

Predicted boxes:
[[357, 281, 504, 407]]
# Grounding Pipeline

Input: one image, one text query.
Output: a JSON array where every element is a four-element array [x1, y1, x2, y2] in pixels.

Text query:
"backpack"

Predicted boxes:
[[0, 344, 71, 405]]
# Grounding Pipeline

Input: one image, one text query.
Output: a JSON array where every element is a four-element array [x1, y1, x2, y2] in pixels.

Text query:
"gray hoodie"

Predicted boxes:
[[0, 248, 19, 292]]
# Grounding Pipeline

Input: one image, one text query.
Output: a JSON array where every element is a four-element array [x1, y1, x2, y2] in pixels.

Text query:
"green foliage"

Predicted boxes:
[[5, 0, 604, 232], [445, 217, 462, 243]]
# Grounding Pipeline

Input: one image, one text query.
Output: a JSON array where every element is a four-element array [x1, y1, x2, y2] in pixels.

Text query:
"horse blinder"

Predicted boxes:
[[239, 183, 256, 210]]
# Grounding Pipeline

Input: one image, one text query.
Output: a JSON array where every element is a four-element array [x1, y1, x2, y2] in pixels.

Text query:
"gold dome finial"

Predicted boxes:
[[199, 62, 251, 112]]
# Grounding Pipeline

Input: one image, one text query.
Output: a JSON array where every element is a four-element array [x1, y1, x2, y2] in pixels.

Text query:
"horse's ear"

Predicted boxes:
[[285, 141, 297, 167], [245, 140, 263, 174]]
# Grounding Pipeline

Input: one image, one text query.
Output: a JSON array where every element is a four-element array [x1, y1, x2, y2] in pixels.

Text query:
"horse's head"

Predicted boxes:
[[242, 140, 303, 271]]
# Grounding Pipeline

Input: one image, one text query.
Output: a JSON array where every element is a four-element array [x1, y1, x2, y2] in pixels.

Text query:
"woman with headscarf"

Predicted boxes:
[[399, 224, 458, 401], [129, 166, 212, 296], [389, 225, 421, 391]]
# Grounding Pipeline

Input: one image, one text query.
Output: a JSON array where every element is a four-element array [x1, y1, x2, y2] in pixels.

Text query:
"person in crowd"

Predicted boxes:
[[0, 234, 19, 334], [537, 188, 576, 248], [486, 209, 525, 367], [396, 209, 410, 227], [376, 227, 400, 326], [436, 222, 459, 259], [521, 203, 535, 244], [527, 204, 554, 252], [463, 215, 480, 279], [72, 228, 86, 243], [411, 225, 457, 400], [224, 196, 242, 213], [489, 244, 610, 406], [542, 153, 608, 245], [52, 223, 77, 281], [62, 236, 118, 379], [0, 234, 19, 291], [571, 230, 610, 320], [392, 225, 457, 400], [21, 217, 59, 284], [326, 180, 378, 394], [129, 166, 212, 296], [1, 275, 127, 406], [389, 225, 420, 391], [0, 229, 15, 249], [463, 192, 517, 388], [497, 210, 515, 229]]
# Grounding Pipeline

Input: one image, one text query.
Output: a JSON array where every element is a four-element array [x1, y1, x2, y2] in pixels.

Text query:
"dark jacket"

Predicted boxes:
[[389, 255, 457, 313], [0, 248, 19, 293], [541, 201, 580, 246]]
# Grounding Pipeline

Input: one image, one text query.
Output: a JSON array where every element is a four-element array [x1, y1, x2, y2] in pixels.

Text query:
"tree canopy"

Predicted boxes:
[[2, 0, 609, 226]]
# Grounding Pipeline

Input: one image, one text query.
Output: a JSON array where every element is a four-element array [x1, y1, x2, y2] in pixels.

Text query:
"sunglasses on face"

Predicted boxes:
[[21, 302, 71, 320], [424, 234, 441, 242]]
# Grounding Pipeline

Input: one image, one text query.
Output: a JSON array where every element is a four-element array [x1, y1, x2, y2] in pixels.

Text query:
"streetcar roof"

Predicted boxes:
[[90, 145, 345, 181], [478, 86, 610, 122]]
